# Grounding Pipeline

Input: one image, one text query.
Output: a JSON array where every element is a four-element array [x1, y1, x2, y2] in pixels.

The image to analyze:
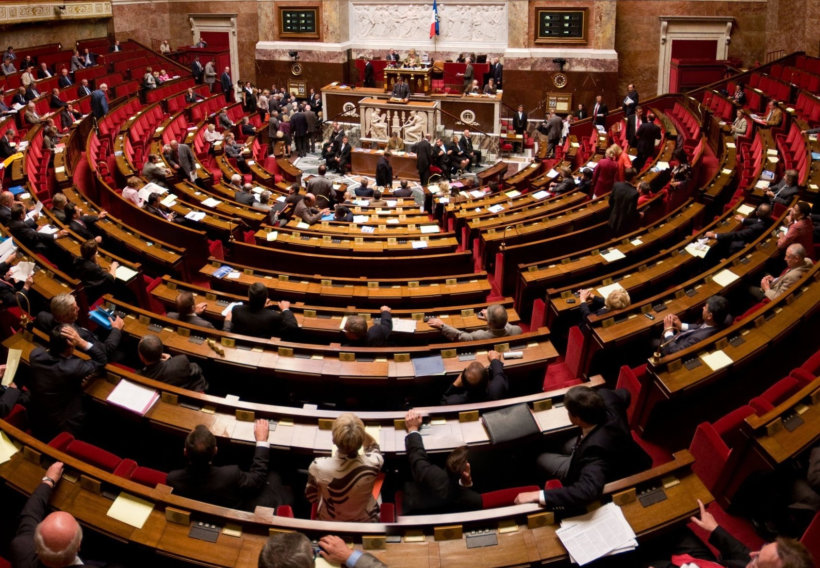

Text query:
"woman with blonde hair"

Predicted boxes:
[[305, 413, 383, 522], [590, 145, 619, 198], [608, 143, 632, 181]]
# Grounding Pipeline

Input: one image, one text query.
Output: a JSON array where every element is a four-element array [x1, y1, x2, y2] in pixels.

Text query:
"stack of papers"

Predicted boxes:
[[115, 265, 138, 282], [556, 503, 637, 566], [201, 197, 221, 208], [1, 238, 20, 264], [106, 380, 159, 416], [10, 261, 35, 282], [353, 215, 369, 224], [420, 225, 440, 234], [184, 211, 206, 222]]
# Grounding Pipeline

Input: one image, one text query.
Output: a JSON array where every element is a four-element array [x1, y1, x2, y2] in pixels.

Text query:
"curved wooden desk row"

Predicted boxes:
[[148, 277, 520, 343], [515, 199, 705, 313], [628, 263, 820, 432], [0, 418, 711, 568], [543, 198, 783, 325], [75, 298, 558, 387], [199, 259, 492, 308], [459, 188, 589, 235]]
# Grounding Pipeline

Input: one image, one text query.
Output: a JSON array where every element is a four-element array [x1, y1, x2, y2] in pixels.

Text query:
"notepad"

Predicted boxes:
[[361, 225, 375, 233], [470, 190, 485, 198], [722, 168, 733, 175], [420, 224, 440, 234], [505, 190, 521, 198], [267, 231, 278, 241], [184, 211, 206, 222], [755, 179, 770, 189], [736, 204, 755, 216], [106, 379, 159, 416], [3, 348, 21, 387], [685, 241, 710, 258], [0, 431, 19, 464], [532, 190, 549, 200], [600, 249, 626, 262], [391, 318, 416, 333], [38, 225, 58, 235], [701, 350, 733, 371], [296, 221, 310, 229], [107, 493, 154, 529], [10, 261, 35, 283], [411, 240, 428, 249], [712, 268, 740, 287], [726, 142, 736, 149], [115, 265, 138, 282], [488, 204, 504, 213], [556, 503, 637, 566], [353, 215, 369, 224], [546, 168, 558, 178], [160, 194, 177, 207], [412, 355, 445, 377]]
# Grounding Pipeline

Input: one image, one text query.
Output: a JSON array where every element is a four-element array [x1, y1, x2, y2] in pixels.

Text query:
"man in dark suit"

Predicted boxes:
[[89, 83, 108, 119], [220, 66, 233, 102], [608, 167, 639, 236], [34, 293, 124, 361], [57, 68, 73, 88], [10, 462, 101, 568], [401, 409, 483, 514], [235, 183, 256, 206], [224, 282, 299, 339], [191, 56, 204, 83], [658, 295, 730, 356], [461, 57, 474, 94], [441, 350, 509, 405], [60, 103, 82, 129], [306, 165, 334, 206], [49, 88, 67, 110], [290, 104, 309, 157], [545, 111, 563, 158], [260, 533, 387, 568], [490, 56, 503, 89], [29, 324, 107, 439], [622, 83, 639, 116], [376, 151, 393, 188], [458, 129, 481, 169], [354, 178, 374, 198], [0, 129, 15, 159], [37, 62, 52, 79], [632, 112, 661, 171], [137, 334, 208, 392], [170, 139, 197, 182], [626, 105, 644, 148], [363, 57, 375, 87], [0, 251, 32, 311], [515, 386, 652, 517], [342, 306, 392, 347], [391, 76, 410, 101], [592, 94, 608, 127], [8, 203, 69, 255], [704, 203, 772, 258], [11, 87, 27, 107], [77, 79, 92, 98], [512, 105, 527, 136], [328, 135, 351, 173], [168, 421, 291, 510], [764, 169, 800, 206], [412, 133, 434, 186]]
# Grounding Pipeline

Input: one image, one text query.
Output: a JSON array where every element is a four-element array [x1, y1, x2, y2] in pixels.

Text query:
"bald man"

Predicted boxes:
[[11, 462, 88, 568]]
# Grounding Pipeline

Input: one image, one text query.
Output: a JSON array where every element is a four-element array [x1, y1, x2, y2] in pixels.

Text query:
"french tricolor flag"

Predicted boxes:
[[430, 0, 440, 38]]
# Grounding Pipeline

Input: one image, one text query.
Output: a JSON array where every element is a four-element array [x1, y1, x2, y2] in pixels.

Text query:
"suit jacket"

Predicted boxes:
[[458, 135, 475, 157], [354, 186, 374, 198], [0, 385, 23, 418], [402, 432, 482, 514], [29, 343, 106, 439], [70, 55, 84, 71], [413, 139, 433, 172], [440, 322, 522, 342], [608, 181, 639, 235], [307, 175, 334, 204], [363, 62, 375, 87], [34, 312, 123, 360], [166, 311, 214, 329], [293, 199, 324, 225], [512, 112, 527, 134], [542, 389, 652, 516], [290, 111, 308, 136], [376, 157, 393, 188], [60, 108, 79, 128], [176, 143, 197, 180], [767, 178, 799, 205], [77, 84, 92, 97], [546, 115, 563, 142], [225, 304, 298, 339], [235, 189, 255, 206], [220, 72, 232, 93], [167, 445, 269, 509], [661, 324, 719, 355], [8, 218, 54, 252], [140, 354, 207, 392], [204, 62, 216, 84], [441, 359, 508, 404], [73, 257, 114, 303], [191, 60, 204, 80], [463, 63, 474, 84], [335, 143, 351, 169], [635, 121, 661, 158], [766, 107, 783, 126], [491, 62, 503, 86], [58, 75, 73, 88], [392, 82, 410, 99], [715, 215, 770, 246], [592, 102, 609, 126], [0, 136, 15, 159], [90, 89, 108, 118], [622, 90, 639, 115], [765, 259, 813, 300]]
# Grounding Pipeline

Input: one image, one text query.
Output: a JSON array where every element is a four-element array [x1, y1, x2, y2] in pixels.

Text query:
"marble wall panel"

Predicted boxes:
[[1, 20, 110, 50]]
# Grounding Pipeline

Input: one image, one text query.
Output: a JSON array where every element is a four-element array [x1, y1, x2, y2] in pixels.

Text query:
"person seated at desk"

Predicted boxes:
[[34, 293, 124, 361], [331, 204, 352, 223], [217, 109, 235, 131], [235, 181, 255, 206], [704, 203, 772, 258], [483, 78, 498, 95], [548, 167, 576, 194], [142, 153, 172, 187], [578, 287, 631, 320], [0, 252, 32, 311], [326, 135, 351, 174], [342, 306, 392, 347], [403, 49, 421, 68], [657, 295, 731, 356], [385, 133, 404, 155], [224, 282, 299, 340], [137, 334, 208, 392], [306, 413, 384, 522], [72, 239, 116, 303], [639, 498, 813, 568], [64, 203, 106, 244], [294, 193, 330, 225], [185, 87, 205, 104], [168, 421, 292, 511], [392, 179, 412, 198], [391, 76, 410, 101], [751, 243, 813, 302], [777, 201, 814, 256], [514, 386, 652, 517], [458, 129, 481, 169], [441, 350, 509, 405], [143, 192, 177, 222], [24, 102, 42, 127], [401, 409, 482, 515], [464, 79, 480, 95], [29, 324, 108, 440], [259, 532, 387, 568], [427, 304, 522, 341], [223, 132, 250, 173], [760, 99, 784, 127], [59, 103, 83, 131], [370, 189, 388, 208], [354, 178, 374, 197], [764, 169, 800, 206], [167, 290, 214, 329], [254, 190, 273, 213], [8, 204, 69, 256]]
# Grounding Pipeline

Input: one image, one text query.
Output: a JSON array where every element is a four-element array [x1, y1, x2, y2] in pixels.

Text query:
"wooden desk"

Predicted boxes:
[[384, 68, 432, 95], [352, 148, 420, 181]]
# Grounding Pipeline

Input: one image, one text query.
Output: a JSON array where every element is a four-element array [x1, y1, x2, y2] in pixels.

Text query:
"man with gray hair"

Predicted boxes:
[[11, 462, 91, 568], [751, 243, 813, 301], [258, 532, 386, 568], [34, 293, 124, 359], [427, 304, 522, 341]]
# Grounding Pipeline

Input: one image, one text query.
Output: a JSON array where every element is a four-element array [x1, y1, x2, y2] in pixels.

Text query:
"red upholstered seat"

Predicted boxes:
[[542, 326, 586, 390], [49, 433, 124, 473], [748, 376, 801, 414], [801, 511, 820, 567], [129, 465, 168, 487], [275, 505, 294, 517], [481, 485, 540, 509], [529, 298, 547, 330]]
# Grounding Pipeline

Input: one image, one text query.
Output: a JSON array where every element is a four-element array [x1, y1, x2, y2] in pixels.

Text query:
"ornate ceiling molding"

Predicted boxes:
[[0, 2, 112, 25]]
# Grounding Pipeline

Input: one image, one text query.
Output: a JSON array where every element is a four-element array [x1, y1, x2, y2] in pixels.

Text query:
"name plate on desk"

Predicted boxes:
[[527, 511, 555, 528], [434, 525, 463, 541], [236, 409, 255, 422], [339, 352, 355, 362]]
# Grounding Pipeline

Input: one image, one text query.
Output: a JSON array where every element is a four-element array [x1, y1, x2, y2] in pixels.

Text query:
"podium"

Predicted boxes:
[[384, 68, 432, 95]]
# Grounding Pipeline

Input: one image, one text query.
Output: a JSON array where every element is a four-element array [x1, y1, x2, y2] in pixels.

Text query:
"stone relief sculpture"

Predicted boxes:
[[402, 110, 427, 142], [368, 107, 388, 139]]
